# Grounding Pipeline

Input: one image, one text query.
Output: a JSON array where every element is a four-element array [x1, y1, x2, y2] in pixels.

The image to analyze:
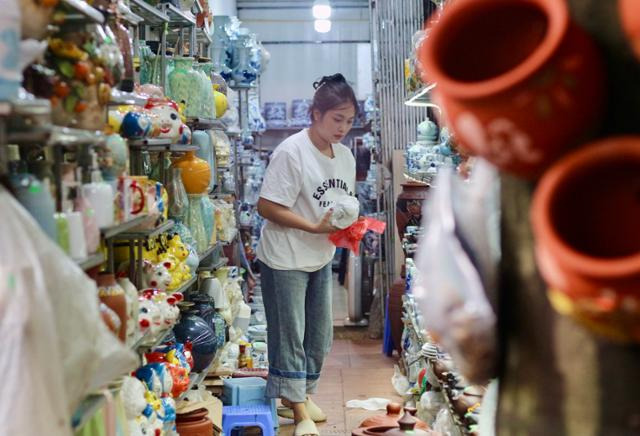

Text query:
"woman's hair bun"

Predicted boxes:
[[313, 73, 347, 90]]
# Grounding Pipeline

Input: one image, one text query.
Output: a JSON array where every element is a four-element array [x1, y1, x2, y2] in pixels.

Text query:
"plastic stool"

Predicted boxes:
[[222, 377, 278, 428], [223, 405, 275, 436]]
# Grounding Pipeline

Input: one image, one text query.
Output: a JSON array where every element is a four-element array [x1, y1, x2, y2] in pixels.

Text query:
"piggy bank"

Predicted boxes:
[[120, 111, 152, 138], [145, 98, 183, 141], [138, 297, 162, 335], [141, 261, 172, 291], [149, 362, 173, 397]]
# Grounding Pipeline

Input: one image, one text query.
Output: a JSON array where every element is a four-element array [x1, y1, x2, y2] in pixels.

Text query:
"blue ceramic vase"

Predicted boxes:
[[172, 311, 217, 373]]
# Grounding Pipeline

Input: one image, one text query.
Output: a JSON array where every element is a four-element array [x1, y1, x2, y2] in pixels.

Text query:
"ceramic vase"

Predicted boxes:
[[619, 0, 640, 60], [172, 311, 217, 372], [171, 151, 211, 194], [231, 34, 258, 85], [531, 136, 640, 342], [190, 294, 226, 349], [199, 195, 215, 248], [192, 130, 215, 193], [97, 273, 128, 342], [100, 134, 129, 182], [395, 182, 429, 238], [168, 57, 200, 118], [419, 0, 606, 178], [186, 194, 209, 253], [196, 63, 216, 119]]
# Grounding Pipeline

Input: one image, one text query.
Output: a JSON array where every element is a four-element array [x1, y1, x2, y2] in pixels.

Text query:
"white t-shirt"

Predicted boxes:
[[257, 129, 356, 272]]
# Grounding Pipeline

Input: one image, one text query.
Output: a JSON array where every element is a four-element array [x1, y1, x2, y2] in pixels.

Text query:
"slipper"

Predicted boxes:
[[294, 419, 319, 436], [277, 397, 327, 422]]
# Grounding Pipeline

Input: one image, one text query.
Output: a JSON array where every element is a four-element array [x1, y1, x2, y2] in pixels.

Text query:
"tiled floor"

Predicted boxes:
[[276, 337, 403, 435]]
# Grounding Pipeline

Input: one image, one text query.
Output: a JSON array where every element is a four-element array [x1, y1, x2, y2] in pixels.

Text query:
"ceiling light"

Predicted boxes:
[[314, 19, 332, 33], [312, 0, 332, 19]]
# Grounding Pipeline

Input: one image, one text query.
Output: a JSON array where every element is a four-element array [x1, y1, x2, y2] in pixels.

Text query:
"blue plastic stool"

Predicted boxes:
[[222, 377, 278, 429], [223, 405, 275, 436]]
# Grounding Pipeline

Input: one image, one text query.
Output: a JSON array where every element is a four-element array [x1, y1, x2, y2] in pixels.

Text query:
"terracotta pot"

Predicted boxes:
[[171, 151, 211, 194], [531, 137, 640, 341], [419, 0, 605, 178], [359, 403, 430, 431], [619, 0, 640, 60], [382, 411, 433, 436], [176, 408, 213, 436], [395, 182, 429, 238], [97, 273, 127, 342]]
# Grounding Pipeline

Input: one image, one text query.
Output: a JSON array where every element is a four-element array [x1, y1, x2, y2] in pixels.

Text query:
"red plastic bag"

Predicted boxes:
[[329, 217, 386, 255]]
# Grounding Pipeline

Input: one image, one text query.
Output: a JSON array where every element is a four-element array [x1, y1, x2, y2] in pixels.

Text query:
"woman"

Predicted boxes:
[[256, 73, 358, 436]]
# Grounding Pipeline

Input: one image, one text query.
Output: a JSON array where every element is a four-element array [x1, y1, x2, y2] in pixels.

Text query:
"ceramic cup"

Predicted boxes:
[[67, 211, 88, 260], [531, 136, 640, 341], [83, 182, 115, 229], [419, 0, 606, 178]]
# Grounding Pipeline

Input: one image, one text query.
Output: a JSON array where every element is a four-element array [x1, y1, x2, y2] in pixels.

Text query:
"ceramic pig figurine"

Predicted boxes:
[[138, 297, 162, 335], [141, 260, 172, 291], [145, 98, 183, 142]]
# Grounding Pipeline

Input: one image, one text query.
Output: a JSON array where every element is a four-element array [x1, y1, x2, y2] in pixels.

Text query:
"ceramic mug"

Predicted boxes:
[[118, 176, 146, 221], [419, 0, 606, 178], [531, 136, 640, 341], [83, 182, 115, 228]]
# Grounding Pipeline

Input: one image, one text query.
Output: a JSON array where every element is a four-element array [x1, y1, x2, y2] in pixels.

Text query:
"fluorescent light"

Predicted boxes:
[[312, 0, 332, 19], [314, 19, 332, 33]]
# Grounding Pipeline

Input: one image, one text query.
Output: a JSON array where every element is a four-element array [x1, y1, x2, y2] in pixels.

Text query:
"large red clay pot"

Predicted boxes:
[[419, 0, 606, 178], [531, 137, 640, 341], [619, 0, 640, 60], [176, 408, 214, 436], [358, 403, 431, 431]]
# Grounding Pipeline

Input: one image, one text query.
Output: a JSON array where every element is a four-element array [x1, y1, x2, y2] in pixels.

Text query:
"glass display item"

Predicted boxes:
[[168, 57, 200, 118], [167, 168, 189, 221]]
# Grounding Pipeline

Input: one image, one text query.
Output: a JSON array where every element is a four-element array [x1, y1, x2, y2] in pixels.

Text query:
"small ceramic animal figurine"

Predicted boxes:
[[145, 98, 183, 142], [117, 275, 140, 345], [120, 111, 152, 138], [141, 260, 172, 291], [138, 297, 162, 335], [122, 376, 148, 420]]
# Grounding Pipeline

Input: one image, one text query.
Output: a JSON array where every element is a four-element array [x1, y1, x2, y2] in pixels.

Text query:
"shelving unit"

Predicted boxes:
[[60, 0, 105, 24], [76, 252, 106, 271]]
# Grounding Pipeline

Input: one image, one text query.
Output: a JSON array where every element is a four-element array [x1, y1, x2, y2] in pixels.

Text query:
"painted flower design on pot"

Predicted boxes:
[[456, 112, 541, 166]]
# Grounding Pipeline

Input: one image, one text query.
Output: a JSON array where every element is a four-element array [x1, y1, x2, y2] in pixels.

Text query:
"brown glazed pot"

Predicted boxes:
[[419, 0, 605, 178], [382, 411, 434, 436], [97, 273, 127, 342], [176, 408, 213, 436], [531, 137, 640, 341], [395, 182, 429, 238], [619, 0, 640, 60]]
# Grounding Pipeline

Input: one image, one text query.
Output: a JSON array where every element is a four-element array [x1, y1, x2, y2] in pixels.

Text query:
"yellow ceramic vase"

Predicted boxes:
[[170, 151, 211, 194]]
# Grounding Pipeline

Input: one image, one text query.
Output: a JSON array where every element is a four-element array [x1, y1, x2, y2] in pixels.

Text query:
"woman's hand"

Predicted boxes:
[[312, 209, 339, 234]]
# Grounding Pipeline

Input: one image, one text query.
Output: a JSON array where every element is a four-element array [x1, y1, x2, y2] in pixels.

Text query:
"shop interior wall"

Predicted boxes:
[[238, 5, 372, 149]]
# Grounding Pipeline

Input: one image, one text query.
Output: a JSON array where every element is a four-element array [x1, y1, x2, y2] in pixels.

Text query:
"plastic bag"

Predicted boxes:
[[433, 408, 458, 436], [419, 390, 446, 425], [413, 164, 497, 384], [330, 195, 360, 229], [0, 187, 138, 433], [329, 217, 386, 255]]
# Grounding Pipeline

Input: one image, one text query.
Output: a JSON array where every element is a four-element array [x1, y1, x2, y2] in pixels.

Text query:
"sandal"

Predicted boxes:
[[294, 418, 320, 436], [277, 397, 327, 422]]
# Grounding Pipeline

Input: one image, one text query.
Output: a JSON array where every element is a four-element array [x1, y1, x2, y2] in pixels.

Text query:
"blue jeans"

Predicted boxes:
[[259, 260, 333, 403]]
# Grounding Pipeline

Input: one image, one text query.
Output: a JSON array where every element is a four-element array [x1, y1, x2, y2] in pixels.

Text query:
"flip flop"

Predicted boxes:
[[294, 419, 319, 436], [277, 397, 327, 422]]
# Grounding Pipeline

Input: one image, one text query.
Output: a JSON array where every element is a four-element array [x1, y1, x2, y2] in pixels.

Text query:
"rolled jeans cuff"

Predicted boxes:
[[267, 368, 307, 403]]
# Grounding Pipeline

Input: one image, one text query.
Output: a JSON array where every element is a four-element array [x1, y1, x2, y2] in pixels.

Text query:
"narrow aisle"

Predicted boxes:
[[277, 336, 402, 435]]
